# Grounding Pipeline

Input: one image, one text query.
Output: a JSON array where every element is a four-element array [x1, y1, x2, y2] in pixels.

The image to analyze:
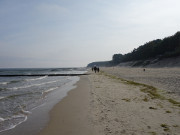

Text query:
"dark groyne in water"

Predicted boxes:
[[0, 73, 89, 77]]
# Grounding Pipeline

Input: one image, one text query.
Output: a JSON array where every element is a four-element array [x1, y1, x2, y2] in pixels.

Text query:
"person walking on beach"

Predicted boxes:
[[93, 65, 97, 73], [97, 67, 100, 72], [93, 66, 100, 73]]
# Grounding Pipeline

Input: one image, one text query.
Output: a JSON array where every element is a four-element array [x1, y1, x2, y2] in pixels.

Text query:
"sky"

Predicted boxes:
[[0, 0, 180, 68]]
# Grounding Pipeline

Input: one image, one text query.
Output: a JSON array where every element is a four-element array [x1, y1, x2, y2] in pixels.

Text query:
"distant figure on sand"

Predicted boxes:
[[97, 67, 100, 72], [94, 66, 97, 73], [92, 66, 100, 73]]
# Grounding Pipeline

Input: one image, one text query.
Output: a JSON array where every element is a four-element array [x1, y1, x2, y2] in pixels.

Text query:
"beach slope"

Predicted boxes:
[[38, 76, 93, 135], [39, 69, 180, 135]]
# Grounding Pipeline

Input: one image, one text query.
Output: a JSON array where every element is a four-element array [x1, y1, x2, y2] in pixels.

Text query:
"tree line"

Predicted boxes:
[[87, 31, 180, 67], [111, 31, 180, 65]]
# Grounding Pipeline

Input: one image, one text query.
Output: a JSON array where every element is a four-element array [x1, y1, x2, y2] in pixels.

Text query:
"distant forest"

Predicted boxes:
[[87, 31, 180, 67]]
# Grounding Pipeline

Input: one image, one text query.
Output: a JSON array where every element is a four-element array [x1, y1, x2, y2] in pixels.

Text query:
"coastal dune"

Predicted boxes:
[[38, 67, 180, 135]]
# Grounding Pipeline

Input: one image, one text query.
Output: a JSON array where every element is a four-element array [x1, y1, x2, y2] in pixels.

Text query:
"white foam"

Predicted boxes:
[[0, 115, 27, 133], [9, 80, 58, 90], [20, 109, 31, 115], [31, 103, 46, 111], [0, 117, 5, 122], [0, 96, 5, 100], [0, 82, 8, 85], [12, 114, 25, 119], [42, 87, 59, 98], [25, 76, 47, 81], [44, 87, 59, 93]]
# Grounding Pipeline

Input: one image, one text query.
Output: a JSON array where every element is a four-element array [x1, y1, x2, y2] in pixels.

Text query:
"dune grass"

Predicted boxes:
[[161, 124, 170, 132]]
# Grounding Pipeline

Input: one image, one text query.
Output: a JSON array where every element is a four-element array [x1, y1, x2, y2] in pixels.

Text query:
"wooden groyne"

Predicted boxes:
[[0, 73, 89, 77]]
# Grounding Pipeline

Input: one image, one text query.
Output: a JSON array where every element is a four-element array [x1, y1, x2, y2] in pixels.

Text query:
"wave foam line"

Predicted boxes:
[[44, 87, 59, 93], [0, 115, 27, 133], [0, 117, 5, 122], [9, 80, 58, 90], [25, 76, 47, 81], [41, 87, 59, 98], [0, 82, 8, 85], [0, 96, 5, 100]]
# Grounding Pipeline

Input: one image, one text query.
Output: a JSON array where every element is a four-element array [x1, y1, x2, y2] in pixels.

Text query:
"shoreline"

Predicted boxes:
[[38, 75, 93, 135], [0, 76, 80, 135], [2, 68, 180, 135], [38, 68, 180, 135]]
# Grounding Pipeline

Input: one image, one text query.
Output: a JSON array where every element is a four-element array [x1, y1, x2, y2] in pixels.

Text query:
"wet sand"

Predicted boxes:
[[38, 68, 180, 135], [38, 76, 93, 135]]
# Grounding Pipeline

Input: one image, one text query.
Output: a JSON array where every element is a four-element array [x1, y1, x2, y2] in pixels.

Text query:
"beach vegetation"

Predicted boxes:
[[101, 71, 180, 107], [168, 99, 180, 107], [166, 110, 171, 113], [157, 103, 163, 108], [161, 124, 170, 132], [163, 128, 170, 132], [149, 132, 157, 135], [143, 96, 149, 102], [140, 86, 165, 100], [122, 98, 131, 102], [149, 107, 157, 110], [173, 125, 179, 127], [123, 79, 165, 100], [125, 80, 141, 86]]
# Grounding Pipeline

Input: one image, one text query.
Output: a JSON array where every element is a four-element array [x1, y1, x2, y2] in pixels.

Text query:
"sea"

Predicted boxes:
[[0, 68, 86, 133]]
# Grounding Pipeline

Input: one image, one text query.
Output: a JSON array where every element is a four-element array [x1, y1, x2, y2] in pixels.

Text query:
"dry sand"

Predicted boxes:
[[102, 67, 180, 96], [39, 68, 180, 135]]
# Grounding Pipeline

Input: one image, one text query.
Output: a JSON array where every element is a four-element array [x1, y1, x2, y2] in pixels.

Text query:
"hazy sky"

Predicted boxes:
[[0, 0, 180, 68]]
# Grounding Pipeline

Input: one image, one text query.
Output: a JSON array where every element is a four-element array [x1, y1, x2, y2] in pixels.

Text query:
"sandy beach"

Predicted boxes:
[[38, 76, 93, 135], [38, 67, 180, 135], [101, 67, 180, 98]]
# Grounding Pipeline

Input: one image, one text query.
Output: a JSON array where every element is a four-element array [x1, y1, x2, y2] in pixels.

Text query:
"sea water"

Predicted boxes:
[[0, 68, 86, 133]]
